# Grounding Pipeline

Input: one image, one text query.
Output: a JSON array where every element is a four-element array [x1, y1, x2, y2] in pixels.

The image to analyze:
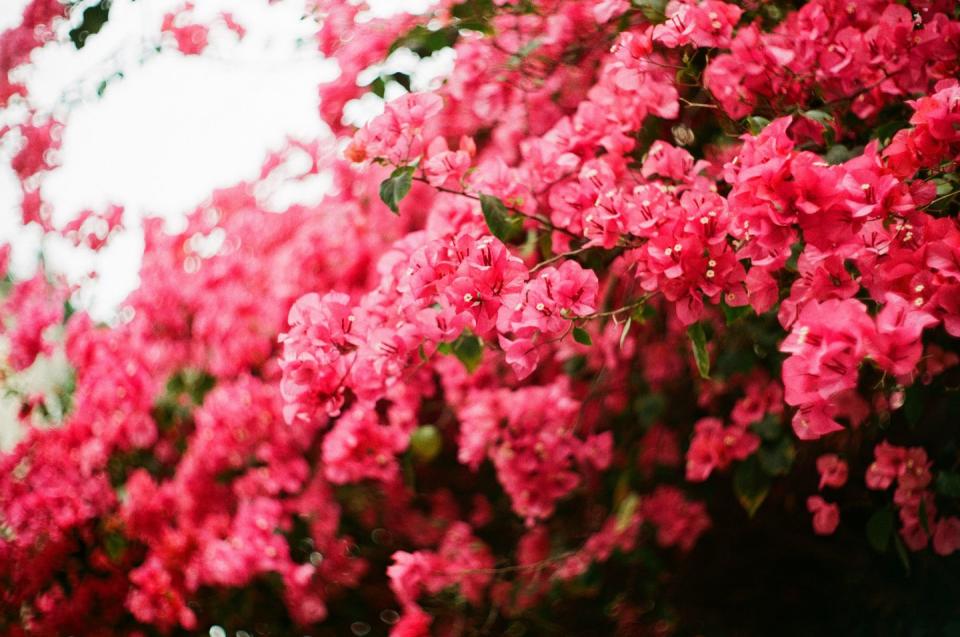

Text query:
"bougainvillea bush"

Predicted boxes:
[[3, 0, 960, 634]]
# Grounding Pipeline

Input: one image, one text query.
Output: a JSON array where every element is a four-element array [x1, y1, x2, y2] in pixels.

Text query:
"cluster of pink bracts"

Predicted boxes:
[[2, 0, 960, 634]]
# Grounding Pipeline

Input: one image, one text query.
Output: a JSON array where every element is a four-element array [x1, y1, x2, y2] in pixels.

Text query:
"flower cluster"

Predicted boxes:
[[2, 0, 960, 634]]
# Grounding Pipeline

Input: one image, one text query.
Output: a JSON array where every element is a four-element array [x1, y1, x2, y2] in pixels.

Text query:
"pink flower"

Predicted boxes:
[[321, 407, 407, 485], [806, 496, 839, 535], [815, 454, 848, 490], [641, 486, 711, 551], [865, 442, 906, 490], [780, 299, 874, 439], [685, 417, 760, 482], [866, 294, 937, 378], [347, 93, 444, 166], [933, 517, 960, 556]]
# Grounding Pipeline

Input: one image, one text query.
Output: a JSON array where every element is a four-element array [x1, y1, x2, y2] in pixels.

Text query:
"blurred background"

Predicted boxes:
[[0, 0, 447, 448], [0, 0, 445, 319]]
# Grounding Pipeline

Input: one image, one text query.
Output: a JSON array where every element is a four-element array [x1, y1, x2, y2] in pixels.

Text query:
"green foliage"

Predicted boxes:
[[867, 508, 894, 553], [389, 25, 459, 57], [451, 331, 484, 373], [70, 0, 111, 49], [734, 456, 771, 517], [745, 116, 771, 135], [687, 321, 710, 379], [573, 326, 593, 346], [379, 166, 415, 214], [479, 193, 523, 242], [936, 471, 960, 498], [757, 436, 795, 477]]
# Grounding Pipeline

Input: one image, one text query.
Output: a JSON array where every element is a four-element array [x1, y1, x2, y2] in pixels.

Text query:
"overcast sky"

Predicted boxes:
[[1, 0, 440, 319]]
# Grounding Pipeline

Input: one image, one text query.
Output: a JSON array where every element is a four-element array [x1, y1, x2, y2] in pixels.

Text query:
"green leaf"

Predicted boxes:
[[733, 457, 770, 518], [634, 393, 665, 426], [615, 492, 641, 533], [893, 534, 911, 575], [934, 178, 954, 197], [379, 166, 414, 214], [104, 532, 127, 563], [750, 414, 783, 442], [757, 437, 795, 477], [572, 326, 592, 346], [70, 0, 111, 49], [451, 0, 496, 33], [369, 76, 386, 98], [785, 241, 803, 272], [871, 120, 909, 145], [452, 332, 484, 373], [392, 72, 412, 92], [479, 194, 522, 242], [745, 116, 771, 135], [687, 322, 710, 379], [389, 24, 459, 57], [866, 508, 894, 553], [720, 299, 752, 324], [824, 144, 855, 165], [410, 425, 443, 462], [936, 471, 960, 498], [632, 0, 668, 23]]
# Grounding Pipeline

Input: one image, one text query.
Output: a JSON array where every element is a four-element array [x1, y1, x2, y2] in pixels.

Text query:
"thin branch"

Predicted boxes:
[[415, 176, 579, 238], [530, 245, 594, 273]]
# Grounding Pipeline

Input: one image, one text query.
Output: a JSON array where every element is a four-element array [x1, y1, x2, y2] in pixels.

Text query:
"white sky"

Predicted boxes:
[[1, 0, 444, 319]]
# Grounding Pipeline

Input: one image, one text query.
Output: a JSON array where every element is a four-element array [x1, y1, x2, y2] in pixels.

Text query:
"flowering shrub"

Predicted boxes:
[[2, 0, 960, 634]]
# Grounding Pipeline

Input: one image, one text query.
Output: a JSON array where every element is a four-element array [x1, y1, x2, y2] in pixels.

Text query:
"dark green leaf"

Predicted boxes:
[[824, 144, 855, 165], [750, 415, 783, 441], [745, 116, 771, 135], [70, 0, 111, 49], [388, 25, 459, 57], [634, 393, 665, 426], [452, 332, 484, 373], [392, 72, 411, 92], [687, 322, 710, 379], [379, 166, 414, 214], [871, 120, 909, 145], [866, 508, 894, 553], [936, 471, 960, 498], [893, 534, 911, 575], [720, 299, 752, 324], [733, 457, 770, 518], [370, 76, 386, 98], [479, 194, 522, 242], [758, 437, 795, 476], [572, 326, 592, 346], [632, 0, 668, 23], [785, 241, 803, 272], [104, 532, 127, 563]]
